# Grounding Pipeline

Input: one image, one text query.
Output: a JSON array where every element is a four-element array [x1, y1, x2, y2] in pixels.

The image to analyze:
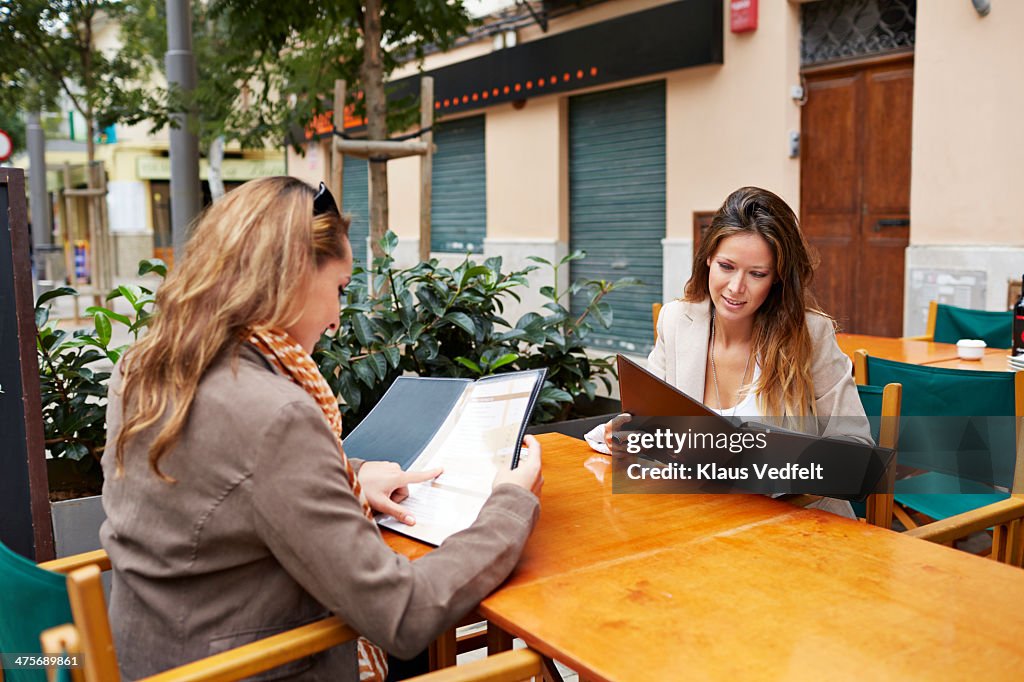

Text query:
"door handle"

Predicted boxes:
[[874, 219, 909, 232]]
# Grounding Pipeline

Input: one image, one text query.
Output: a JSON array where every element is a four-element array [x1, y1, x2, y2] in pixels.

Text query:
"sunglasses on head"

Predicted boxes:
[[313, 181, 340, 217]]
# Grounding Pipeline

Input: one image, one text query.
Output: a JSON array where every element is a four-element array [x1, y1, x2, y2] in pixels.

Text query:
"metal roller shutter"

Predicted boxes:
[[569, 80, 665, 355], [341, 156, 369, 265], [431, 115, 486, 253]]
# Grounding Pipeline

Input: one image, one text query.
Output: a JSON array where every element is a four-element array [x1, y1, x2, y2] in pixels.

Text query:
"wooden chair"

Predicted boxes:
[[783, 382, 901, 529], [0, 541, 113, 682], [854, 349, 1024, 566], [907, 300, 1012, 348], [652, 302, 662, 342], [41, 562, 543, 682]]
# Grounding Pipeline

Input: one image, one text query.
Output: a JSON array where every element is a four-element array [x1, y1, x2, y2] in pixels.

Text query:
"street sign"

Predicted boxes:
[[0, 129, 12, 162]]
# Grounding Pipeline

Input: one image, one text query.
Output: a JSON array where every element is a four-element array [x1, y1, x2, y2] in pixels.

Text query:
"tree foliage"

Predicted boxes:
[[208, 0, 475, 137], [0, 0, 150, 161], [0, 108, 26, 157]]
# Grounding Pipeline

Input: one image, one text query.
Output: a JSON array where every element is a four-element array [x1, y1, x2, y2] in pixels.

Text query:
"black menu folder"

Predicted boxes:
[[616, 355, 895, 501], [343, 368, 546, 544]]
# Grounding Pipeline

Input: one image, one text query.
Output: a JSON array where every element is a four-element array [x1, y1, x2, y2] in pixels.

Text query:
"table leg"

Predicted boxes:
[[429, 627, 458, 669], [541, 656, 565, 682], [486, 623, 513, 655]]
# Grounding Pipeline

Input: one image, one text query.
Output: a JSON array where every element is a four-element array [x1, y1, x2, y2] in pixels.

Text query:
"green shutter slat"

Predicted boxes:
[[431, 115, 486, 253], [569, 81, 665, 355], [341, 156, 369, 264]]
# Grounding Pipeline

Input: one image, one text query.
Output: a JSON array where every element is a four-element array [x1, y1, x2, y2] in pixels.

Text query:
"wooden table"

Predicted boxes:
[[926, 349, 1017, 372], [385, 433, 1024, 681], [835, 333, 963, 365], [836, 333, 1015, 371]]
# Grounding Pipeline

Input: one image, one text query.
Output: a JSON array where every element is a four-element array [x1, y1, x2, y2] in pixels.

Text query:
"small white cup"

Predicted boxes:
[[956, 338, 986, 360]]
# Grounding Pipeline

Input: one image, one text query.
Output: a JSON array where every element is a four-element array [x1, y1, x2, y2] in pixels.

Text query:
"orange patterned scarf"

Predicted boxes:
[[247, 327, 388, 682]]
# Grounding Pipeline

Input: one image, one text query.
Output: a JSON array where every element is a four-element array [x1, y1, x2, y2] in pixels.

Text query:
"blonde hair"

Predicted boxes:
[[115, 176, 349, 479], [684, 186, 826, 419]]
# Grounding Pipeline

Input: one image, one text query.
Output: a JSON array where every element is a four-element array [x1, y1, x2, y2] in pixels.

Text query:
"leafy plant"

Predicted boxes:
[[314, 233, 640, 432], [35, 259, 165, 495]]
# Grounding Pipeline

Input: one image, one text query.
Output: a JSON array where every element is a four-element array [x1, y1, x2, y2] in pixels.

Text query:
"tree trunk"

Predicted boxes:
[[85, 113, 95, 165], [208, 136, 225, 202], [361, 0, 388, 261]]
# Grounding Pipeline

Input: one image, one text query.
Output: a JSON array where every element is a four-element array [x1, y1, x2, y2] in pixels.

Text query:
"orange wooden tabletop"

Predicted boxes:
[[835, 333, 964, 365], [925, 349, 1017, 372], [385, 433, 1024, 681]]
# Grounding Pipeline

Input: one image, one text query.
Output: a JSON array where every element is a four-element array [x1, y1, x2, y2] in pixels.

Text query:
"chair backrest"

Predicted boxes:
[[652, 302, 663, 342], [0, 541, 74, 682], [856, 383, 902, 528], [861, 355, 1023, 491], [932, 302, 1013, 348]]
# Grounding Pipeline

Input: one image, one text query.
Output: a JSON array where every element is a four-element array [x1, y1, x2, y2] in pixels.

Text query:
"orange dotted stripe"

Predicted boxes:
[[435, 66, 599, 111]]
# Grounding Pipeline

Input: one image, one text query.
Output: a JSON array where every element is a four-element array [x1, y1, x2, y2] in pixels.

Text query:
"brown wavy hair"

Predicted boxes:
[[114, 176, 350, 479], [683, 186, 827, 418]]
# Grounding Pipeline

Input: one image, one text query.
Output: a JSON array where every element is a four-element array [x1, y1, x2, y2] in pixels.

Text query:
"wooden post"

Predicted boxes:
[[419, 76, 434, 263], [333, 139, 431, 159], [0, 168, 55, 560], [331, 80, 346, 210], [62, 163, 81, 321], [85, 162, 101, 307]]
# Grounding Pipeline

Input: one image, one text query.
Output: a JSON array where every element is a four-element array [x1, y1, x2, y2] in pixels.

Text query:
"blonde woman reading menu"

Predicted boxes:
[[100, 177, 542, 681], [586, 186, 870, 517]]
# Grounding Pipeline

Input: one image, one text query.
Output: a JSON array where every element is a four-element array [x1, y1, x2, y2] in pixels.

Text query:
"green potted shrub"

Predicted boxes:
[[34, 259, 164, 555], [314, 232, 640, 432]]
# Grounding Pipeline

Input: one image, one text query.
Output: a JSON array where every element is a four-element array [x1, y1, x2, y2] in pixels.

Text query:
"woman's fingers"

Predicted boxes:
[[402, 467, 443, 485], [374, 496, 417, 526]]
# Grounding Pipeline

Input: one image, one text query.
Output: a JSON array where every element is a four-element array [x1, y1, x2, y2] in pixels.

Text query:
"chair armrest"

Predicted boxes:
[[39, 549, 111, 574], [138, 617, 358, 682], [406, 649, 543, 682], [905, 496, 1024, 545], [40, 624, 84, 682], [44, 617, 357, 682]]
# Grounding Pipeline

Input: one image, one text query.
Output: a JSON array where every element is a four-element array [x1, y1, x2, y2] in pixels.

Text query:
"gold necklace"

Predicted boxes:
[[710, 309, 752, 416]]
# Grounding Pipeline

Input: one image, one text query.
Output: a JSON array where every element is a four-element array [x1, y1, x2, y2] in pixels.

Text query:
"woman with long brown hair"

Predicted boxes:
[[586, 186, 870, 516], [100, 176, 542, 681]]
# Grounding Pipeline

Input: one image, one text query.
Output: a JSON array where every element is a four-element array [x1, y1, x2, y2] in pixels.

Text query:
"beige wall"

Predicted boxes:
[[293, 0, 804, 258], [910, 0, 1024, 245], [388, 154, 422, 241], [287, 138, 330, 189], [666, 1, 802, 238], [485, 97, 564, 240]]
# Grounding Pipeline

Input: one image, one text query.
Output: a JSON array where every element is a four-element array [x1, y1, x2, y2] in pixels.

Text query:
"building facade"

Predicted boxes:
[[290, 0, 1023, 354]]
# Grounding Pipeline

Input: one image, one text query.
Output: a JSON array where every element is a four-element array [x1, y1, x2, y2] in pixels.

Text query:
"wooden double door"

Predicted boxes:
[[800, 56, 913, 336]]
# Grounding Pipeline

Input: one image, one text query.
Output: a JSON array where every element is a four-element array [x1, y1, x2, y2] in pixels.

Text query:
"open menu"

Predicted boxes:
[[616, 355, 895, 501], [342, 369, 546, 545]]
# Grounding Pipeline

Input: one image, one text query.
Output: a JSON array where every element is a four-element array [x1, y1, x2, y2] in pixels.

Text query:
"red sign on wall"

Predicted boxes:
[[730, 0, 758, 33]]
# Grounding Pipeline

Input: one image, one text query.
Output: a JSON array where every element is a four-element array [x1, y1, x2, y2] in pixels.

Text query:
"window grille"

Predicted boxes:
[[801, 0, 916, 66]]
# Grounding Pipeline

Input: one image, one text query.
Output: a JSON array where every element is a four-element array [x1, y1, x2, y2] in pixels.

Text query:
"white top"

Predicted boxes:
[[708, 364, 762, 418]]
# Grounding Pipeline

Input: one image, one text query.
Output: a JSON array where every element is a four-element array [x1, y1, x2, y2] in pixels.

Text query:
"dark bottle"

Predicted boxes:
[[1014, 275, 1024, 357]]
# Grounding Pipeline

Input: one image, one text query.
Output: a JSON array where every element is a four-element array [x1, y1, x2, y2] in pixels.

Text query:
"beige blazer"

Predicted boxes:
[[100, 345, 539, 681], [649, 299, 872, 443]]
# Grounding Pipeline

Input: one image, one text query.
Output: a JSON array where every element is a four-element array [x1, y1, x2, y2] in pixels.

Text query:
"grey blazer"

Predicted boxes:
[[100, 345, 539, 681], [650, 299, 872, 442]]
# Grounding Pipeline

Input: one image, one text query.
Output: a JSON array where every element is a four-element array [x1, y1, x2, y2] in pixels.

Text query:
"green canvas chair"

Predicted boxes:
[[783, 383, 901, 527], [0, 541, 75, 682], [910, 300, 1013, 348], [851, 383, 902, 528], [854, 352, 1024, 533]]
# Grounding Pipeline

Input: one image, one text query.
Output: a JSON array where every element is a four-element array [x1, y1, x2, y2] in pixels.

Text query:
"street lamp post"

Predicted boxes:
[[165, 0, 201, 259]]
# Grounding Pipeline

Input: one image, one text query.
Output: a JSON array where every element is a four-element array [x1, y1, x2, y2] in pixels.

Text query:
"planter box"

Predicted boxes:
[[51, 494, 110, 593], [51, 495, 105, 558]]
